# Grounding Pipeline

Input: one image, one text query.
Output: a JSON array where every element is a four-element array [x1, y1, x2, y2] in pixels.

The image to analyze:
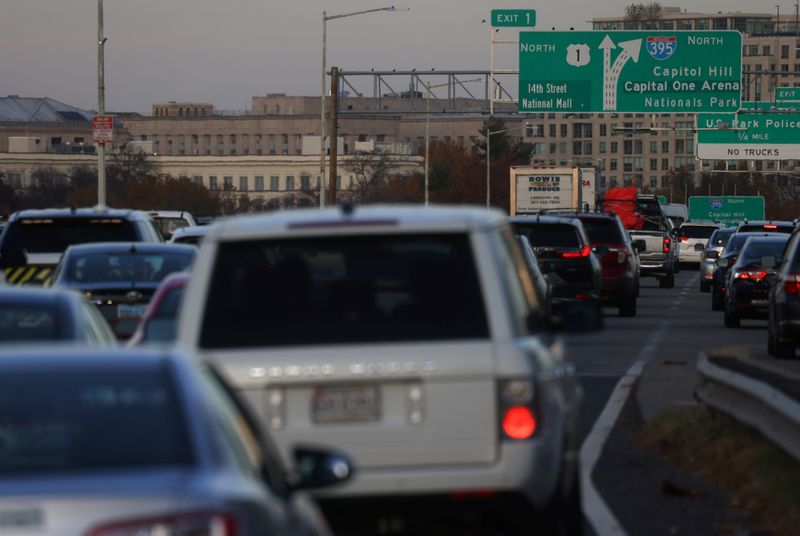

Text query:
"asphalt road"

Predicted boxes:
[[566, 268, 774, 536]]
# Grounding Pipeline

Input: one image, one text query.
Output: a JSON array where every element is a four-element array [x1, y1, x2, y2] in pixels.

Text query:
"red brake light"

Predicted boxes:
[[764, 224, 778, 229], [86, 512, 237, 536], [502, 406, 537, 440], [662, 237, 671, 254], [734, 270, 767, 280], [561, 245, 591, 258], [679, 237, 689, 242], [784, 275, 800, 294]]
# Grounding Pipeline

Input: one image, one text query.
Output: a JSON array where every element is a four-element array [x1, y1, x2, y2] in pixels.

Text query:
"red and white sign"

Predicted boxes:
[[92, 115, 114, 144]]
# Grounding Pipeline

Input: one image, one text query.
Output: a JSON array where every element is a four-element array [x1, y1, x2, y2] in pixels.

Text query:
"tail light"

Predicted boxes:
[[662, 237, 671, 254], [86, 512, 237, 536], [561, 245, 591, 258], [784, 275, 800, 294], [498, 379, 537, 440], [679, 236, 689, 242], [734, 270, 767, 280], [764, 224, 778, 230], [616, 249, 627, 264]]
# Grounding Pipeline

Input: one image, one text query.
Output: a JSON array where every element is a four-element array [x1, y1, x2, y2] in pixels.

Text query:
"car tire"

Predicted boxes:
[[712, 289, 724, 311], [700, 281, 711, 293], [619, 296, 637, 317], [724, 309, 740, 328], [659, 272, 675, 289]]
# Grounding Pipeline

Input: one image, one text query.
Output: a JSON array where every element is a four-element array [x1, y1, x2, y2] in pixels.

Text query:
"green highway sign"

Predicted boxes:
[[688, 196, 764, 225], [491, 9, 536, 27], [657, 195, 667, 204], [697, 101, 800, 160], [776, 87, 800, 102], [519, 31, 742, 113]]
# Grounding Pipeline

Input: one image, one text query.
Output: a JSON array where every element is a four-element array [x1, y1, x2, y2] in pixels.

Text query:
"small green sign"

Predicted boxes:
[[491, 9, 536, 27], [657, 195, 667, 204], [776, 87, 800, 102], [697, 101, 800, 160], [688, 196, 764, 224], [519, 31, 742, 113]]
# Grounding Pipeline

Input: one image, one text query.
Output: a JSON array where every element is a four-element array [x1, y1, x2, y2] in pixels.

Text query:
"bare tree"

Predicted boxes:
[[341, 152, 400, 204], [642, 2, 662, 21], [624, 3, 645, 21]]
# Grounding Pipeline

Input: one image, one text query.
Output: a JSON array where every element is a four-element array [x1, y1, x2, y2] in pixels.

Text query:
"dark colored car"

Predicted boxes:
[[700, 227, 735, 292], [128, 271, 189, 346], [510, 215, 602, 305], [0, 287, 116, 345], [735, 220, 796, 234], [52, 243, 195, 339], [547, 211, 639, 317], [0, 347, 353, 534], [516, 234, 553, 319], [0, 208, 164, 287], [768, 228, 800, 358], [712, 232, 775, 311], [723, 235, 789, 328]]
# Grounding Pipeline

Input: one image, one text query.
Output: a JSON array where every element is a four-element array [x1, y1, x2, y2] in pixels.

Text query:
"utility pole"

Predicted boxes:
[[97, 0, 107, 207], [328, 66, 339, 206]]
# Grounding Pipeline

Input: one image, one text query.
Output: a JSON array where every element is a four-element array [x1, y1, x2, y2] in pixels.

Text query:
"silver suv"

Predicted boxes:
[[178, 205, 585, 535]]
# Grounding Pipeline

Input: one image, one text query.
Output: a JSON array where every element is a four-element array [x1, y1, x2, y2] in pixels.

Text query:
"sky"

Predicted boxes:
[[0, 1, 777, 114]]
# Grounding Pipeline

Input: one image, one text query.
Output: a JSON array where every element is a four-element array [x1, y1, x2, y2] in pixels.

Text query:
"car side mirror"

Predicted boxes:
[[694, 243, 706, 251], [633, 239, 646, 253], [706, 250, 719, 259], [716, 258, 730, 268], [593, 245, 609, 256], [289, 447, 354, 490]]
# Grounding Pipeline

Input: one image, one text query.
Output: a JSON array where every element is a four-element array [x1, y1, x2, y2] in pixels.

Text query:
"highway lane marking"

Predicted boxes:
[[580, 320, 669, 536]]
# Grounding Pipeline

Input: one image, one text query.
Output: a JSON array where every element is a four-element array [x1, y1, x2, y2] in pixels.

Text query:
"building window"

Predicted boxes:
[[255, 176, 264, 191], [610, 159, 618, 171], [300, 175, 311, 190], [243, 134, 250, 155], [599, 142, 607, 153], [270, 176, 279, 191], [295, 134, 302, 155], [650, 141, 658, 153], [782, 45, 790, 59], [662, 158, 669, 170], [549, 124, 556, 137], [650, 158, 658, 171], [223, 176, 233, 190], [209, 176, 218, 190], [599, 124, 607, 136], [217, 135, 224, 155], [560, 124, 567, 137], [650, 176, 658, 187], [661, 140, 669, 153], [623, 140, 633, 154], [256, 135, 262, 155], [611, 142, 618, 153], [229, 135, 237, 155], [239, 176, 248, 191], [282, 134, 289, 155], [193, 175, 203, 186], [8, 173, 21, 188], [763, 45, 771, 56], [166, 137, 173, 155], [286, 176, 295, 190], [269, 134, 276, 155]]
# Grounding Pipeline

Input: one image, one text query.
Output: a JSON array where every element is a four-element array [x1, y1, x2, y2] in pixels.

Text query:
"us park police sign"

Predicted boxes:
[[518, 31, 742, 113]]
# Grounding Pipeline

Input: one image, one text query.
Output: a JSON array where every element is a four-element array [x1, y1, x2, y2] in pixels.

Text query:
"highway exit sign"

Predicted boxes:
[[688, 196, 764, 224], [519, 31, 742, 113], [697, 102, 800, 160], [776, 87, 800, 102], [491, 9, 535, 27]]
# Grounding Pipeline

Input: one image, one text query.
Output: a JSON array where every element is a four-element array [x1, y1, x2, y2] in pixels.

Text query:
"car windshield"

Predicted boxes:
[[0, 366, 193, 475], [724, 234, 770, 256], [512, 222, 582, 248], [738, 224, 794, 234], [708, 229, 734, 248], [67, 251, 193, 284], [200, 234, 489, 348], [0, 218, 139, 255], [737, 238, 789, 266], [0, 304, 61, 341], [678, 226, 717, 239], [153, 218, 191, 239], [578, 218, 624, 244]]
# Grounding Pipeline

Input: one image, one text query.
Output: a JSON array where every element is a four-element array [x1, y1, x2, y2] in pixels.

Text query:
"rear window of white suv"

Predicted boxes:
[[199, 234, 489, 348]]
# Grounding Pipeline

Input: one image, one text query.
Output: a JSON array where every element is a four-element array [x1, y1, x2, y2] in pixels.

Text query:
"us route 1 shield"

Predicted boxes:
[[519, 31, 742, 113]]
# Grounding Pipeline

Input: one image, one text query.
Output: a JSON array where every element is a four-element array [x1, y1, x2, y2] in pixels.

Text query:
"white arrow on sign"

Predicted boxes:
[[600, 37, 642, 111]]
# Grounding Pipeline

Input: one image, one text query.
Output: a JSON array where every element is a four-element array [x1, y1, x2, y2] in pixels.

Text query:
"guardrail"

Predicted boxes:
[[696, 353, 800, 462]]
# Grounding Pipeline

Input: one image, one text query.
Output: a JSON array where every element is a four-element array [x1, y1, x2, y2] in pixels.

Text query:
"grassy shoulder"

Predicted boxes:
[[635, 406, 800, 536]]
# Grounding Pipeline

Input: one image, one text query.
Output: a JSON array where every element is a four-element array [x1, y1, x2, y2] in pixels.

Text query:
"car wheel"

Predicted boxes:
[[659, 272, 675, 289], [724, 309, 740, 328], [619, 296, 637, 317], [712, 289, 724, 311], [700, 281, 711, 293]]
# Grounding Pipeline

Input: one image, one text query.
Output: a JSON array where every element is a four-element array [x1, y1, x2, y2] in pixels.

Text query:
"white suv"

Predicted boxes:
[[677, 221, 720, 264], [178, 205, 584, 535]]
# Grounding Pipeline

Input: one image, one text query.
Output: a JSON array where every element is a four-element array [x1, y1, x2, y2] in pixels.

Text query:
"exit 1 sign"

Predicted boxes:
[[491, 9, 536, 27]]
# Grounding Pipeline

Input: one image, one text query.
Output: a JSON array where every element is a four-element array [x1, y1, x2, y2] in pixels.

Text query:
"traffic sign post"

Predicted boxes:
[[519, 31, 742, 113], [491, 9, 535, 27], [92, 115, 113, 145], [688, 196, 764, 224], [696, 102, 800, 160]]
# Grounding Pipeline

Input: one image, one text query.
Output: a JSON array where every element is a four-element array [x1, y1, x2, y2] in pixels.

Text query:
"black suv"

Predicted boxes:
[[545, 211, 639, 317], [736, 220, 796, 234], [510, 215, 602, 307], [768, 228, 800, 358], [711, 232, 775, 311], [723, 235, 789, 328], [0, 208, 163, 286]]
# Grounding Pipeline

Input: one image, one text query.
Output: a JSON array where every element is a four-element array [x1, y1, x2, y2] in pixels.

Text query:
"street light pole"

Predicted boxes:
[[320, 6, 408, 209], [485, 123, 530, 208], [97, 0, 107, 208]]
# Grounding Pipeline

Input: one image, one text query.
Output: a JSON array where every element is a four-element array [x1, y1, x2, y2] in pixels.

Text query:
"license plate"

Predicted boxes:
[[312, 385, 381, 424], [117, 304, 147, 319]]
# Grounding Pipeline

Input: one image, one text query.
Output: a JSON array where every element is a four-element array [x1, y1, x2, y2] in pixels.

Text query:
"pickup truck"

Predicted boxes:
[[601, 190, 679, 288]]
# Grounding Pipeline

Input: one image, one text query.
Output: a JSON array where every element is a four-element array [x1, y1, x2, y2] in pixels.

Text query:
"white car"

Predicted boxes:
[[148, 210, 197, 240], [677, 221, 721, 264], [177, 205, 589, 535]]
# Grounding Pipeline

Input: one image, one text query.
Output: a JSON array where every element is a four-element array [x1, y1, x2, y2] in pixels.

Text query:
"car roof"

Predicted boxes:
[[742, 234, 790, 244], [0, 286, 78, 305], [532, 211, 618, 221], [737, 220, 795, 227], [9, 207, 149, 221], [206, 205, 509, 240], [170, 226, 207, 238], [509, 214, 585, 226], [681, 221, 720, 227], [0, 345, 185, 372], [62, 242, 197, 255]]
